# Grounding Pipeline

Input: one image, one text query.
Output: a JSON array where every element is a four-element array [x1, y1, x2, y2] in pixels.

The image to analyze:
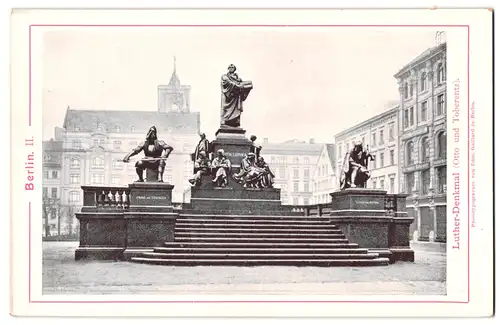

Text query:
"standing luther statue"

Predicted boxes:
[[220, 64, 253, 128], [123, 126, 174, 182]]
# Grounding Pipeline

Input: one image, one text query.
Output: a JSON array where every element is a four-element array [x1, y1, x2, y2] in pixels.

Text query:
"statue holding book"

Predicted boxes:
[[220, 64, 253, 128]]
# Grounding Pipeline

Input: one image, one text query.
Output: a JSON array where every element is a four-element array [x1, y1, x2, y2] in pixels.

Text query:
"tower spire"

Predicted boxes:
[[173, 56, 176, 74]]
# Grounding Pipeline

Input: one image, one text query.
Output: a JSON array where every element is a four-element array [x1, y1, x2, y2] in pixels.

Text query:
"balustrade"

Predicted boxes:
[[81, 186, 130, 210]]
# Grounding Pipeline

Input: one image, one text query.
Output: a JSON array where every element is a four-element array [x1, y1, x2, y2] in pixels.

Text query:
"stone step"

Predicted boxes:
[[153, 247, 369, 254], [130, 257, 390, 267], [174, 237, 350, 243], [175, 222, 336, 229], [178, 215, 329, 222], [142, 252, 380, 260], [174, 227, 343, 234], [175, 231, 345, 239], [164, 242, 359, 248]]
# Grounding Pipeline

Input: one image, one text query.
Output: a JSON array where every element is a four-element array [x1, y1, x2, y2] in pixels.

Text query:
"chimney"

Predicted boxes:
[[263, 138, 269, 144], [309, 138, 315, 144]]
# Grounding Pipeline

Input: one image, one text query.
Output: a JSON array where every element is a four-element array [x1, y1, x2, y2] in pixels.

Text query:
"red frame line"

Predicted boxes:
[[28, 24, 471, 305]]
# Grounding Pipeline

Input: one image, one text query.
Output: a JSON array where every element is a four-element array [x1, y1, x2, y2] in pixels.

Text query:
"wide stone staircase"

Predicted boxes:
[[130, 215, 390, 266]]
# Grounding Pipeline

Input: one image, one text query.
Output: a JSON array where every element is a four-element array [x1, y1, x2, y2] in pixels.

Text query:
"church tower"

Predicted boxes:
[[158, 57, 191, 113]]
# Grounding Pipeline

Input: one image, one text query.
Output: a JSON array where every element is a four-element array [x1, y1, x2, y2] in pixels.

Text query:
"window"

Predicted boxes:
[[92, 157, 104, 168], [379, 130, 384, 145], [71, 158, 80, 168], [72, 140, 81, 149], [437, 94, 445, 115], [293, 157, 299, 164], [70, 174, 80, 185], [304, 182, 310, 192], [372, 154, 377, 169], [112, 160, 123, 170], [389, 125, 395, 141], [421, 101, 428, 121], [164, 175, 173, 184], [406, 141, 414, 165], [372, 180, 377, 189], [293, 197, 299, 205], [293, 182, 299, 192], [111, 176, 120, 185], [390, 177, 395, 193], [390, 149, 395, 165], [361, 136, 365, 146], [380, 153, 385, 168], [372, 133, 376, 146], [421, 169, 431, 194], [404, 82, 409, 99], [404, 109, 409, 128], [43, 187, 48, 198], [303, 198, 310, 205], [130, 126, 135, 132], [437, 132, 447, 158], [279, 167, 286, 179], [406, 173, 415, 194], [437, 63, 445, 83], [409, 82, 414, 97], [293, 169, 299, 179], [421, 137, 430, 162], [69, 191, 80, 203], [436, 166, 447, 193], [44, 170, 49, 179], [409, 107, 414, 126], [380, 179, 385, 190], [304, 157, 309, 165], [115, 125, 121, 132], [91, 174, 104, 185], [304, 169, 310, 179], [51, 187, 57, 198], [271, 156, 276, 164], [51, 171, 58, 179], [420, 72, 427, 92], [113, 141, 121, 150], [338, 145, 342, 158], [50, 209, 57, 220]]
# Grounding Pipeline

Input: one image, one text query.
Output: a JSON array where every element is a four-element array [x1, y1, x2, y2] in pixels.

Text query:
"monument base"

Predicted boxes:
[[75, 182, 179, 261], [327, 188, 415, 263]]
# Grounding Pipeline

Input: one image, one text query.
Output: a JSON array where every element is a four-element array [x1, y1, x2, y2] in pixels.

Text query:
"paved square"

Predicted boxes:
[[43, 241, 446, 295]]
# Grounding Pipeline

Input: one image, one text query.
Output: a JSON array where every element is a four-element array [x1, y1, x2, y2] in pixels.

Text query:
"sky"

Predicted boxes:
[[42, 27, 441, 142]]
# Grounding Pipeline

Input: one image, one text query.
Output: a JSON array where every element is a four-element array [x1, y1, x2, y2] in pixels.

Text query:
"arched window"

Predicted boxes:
[[404, 82, 409, 99], [70, 158, 80, 168], [409, 81, 414, 98], [420, 72, 427, 92], [92, 156, 104, 168], [421, 137, 430, 162], [437, 131, 447, 158], [437, 63, 445, 83], [406, 141, 414, 165]]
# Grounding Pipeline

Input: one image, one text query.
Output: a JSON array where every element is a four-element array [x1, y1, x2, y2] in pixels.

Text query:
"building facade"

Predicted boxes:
[[54, 66, 200, 235], [334, 106, 400, 194], [312, 144, 337, 204], [394, 42, 447, 243], [42, 139, 64, 236], [258, 139, 323, 205]]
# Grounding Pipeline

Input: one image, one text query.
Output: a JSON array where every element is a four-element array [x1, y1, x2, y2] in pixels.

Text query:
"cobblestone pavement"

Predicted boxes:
[[42, 241, 446, 295]]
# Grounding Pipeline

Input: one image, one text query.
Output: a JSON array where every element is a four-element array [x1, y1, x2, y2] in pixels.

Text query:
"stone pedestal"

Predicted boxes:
[[124, 182, 179, 257], [328, 188, 415, 263], [211, 126, 252, 166]]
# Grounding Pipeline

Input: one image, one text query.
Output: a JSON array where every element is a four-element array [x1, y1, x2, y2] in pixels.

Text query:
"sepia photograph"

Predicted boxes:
[[9, 8, 493, 318]]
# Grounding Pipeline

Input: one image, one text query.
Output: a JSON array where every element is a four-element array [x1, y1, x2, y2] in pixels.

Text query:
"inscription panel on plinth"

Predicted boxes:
[[128, 183, 174, 209]]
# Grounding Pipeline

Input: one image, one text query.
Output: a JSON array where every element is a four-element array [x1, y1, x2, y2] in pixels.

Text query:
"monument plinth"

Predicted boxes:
[[328, 188, 415, 263]]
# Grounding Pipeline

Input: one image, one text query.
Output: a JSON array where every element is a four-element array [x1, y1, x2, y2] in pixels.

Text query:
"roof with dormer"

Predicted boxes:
[[62, 108, 200, 135]]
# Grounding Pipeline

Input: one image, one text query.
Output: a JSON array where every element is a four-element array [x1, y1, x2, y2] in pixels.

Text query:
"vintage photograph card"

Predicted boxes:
[[9, 8, 493, 317]]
